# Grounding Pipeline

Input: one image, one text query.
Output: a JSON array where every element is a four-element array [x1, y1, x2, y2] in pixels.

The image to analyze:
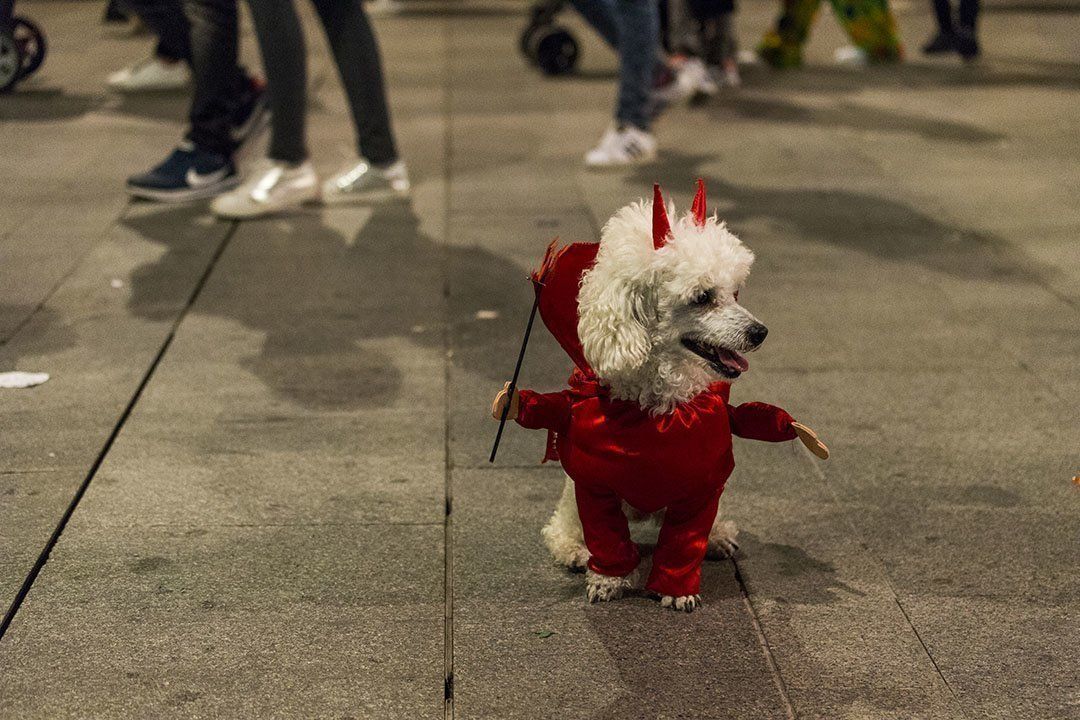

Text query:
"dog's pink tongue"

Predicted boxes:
[[719, 349, 749, 373]]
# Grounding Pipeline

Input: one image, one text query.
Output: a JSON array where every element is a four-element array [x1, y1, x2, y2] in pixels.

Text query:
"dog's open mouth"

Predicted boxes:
[[681, 338, 749, 379]]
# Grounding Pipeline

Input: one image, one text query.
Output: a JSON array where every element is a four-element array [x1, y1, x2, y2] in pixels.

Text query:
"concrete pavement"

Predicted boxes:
[[1, 0, 1078, 717]]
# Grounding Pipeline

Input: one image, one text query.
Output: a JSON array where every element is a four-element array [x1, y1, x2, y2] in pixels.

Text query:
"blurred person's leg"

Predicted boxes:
[[212, 0, 318, 218], [126, 0, 268, 202], [827, 0, 902, 63], [585, 0, 659, 167], [123, 0, 192, 60], [953, 0, 979, 57], [931, 0, 953, 32], [709, 9, 740, 86], [109, 0, 191, 90], [245, 0, 309, 164], [669, 0, 701, 56], [758, 0, 820, 68], [310, 0, 398, 163], [185, 0, 248, 158], [958, 0, 977, 29], [568, 0, 620, 49], [923, 0, 955, 54], [614, 0, 658, 131], [312, 0, 410, 203]]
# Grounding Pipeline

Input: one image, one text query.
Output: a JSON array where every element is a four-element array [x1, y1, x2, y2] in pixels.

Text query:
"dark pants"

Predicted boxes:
[[245, 0, 398, 166], [120, 0, 249, 157], [932, 0, 978, 31]]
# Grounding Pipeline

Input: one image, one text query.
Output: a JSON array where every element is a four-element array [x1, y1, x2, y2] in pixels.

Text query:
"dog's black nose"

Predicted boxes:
[[747, 323, 768, 347]]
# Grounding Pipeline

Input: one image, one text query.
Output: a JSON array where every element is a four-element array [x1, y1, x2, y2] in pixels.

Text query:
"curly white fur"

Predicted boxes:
[[541, 476, 591, 570], [546, 190, 760, 610], [577, 198, 759, 413], [586, 566, 640, 603]]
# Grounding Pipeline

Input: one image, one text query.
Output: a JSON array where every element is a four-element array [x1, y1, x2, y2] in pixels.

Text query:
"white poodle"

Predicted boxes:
[[494, 181, 825, 611]]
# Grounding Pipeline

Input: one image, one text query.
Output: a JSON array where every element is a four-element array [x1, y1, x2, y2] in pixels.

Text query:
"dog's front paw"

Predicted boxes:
[[585, 568, 637, 603], [660, 594, 702, 612], [706, 519, 740, 559]]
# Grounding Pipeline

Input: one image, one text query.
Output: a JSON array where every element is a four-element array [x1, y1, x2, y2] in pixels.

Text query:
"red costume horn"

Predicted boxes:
[[691, 178, 707, 227], [652, 183, 671, 249]]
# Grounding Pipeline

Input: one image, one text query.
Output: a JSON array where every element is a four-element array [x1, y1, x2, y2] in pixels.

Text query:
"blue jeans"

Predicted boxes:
[[569, 0, 660, 131]]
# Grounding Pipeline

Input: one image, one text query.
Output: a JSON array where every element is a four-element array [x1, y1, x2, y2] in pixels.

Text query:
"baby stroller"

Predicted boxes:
[[0, 0, 47, 93], [519, 0, 580, 76]]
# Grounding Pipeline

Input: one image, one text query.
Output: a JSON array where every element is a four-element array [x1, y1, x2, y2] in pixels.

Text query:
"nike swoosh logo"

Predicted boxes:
[[186, 166, 229, 188], [231, 104, 267, 143]]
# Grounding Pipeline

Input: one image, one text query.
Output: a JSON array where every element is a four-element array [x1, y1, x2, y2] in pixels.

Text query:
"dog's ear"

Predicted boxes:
[[577, 273, 654, 379]]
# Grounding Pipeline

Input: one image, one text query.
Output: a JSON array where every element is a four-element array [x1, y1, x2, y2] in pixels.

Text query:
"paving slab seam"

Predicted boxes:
[[798, 443, 972, 718], [892, 595, 968, 714], [0, 218, 240, 642], [732, 560, 799, 720], [443, 14, 457, 720]]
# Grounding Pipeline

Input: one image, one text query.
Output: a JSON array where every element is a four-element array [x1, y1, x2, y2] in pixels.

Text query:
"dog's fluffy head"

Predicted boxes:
[[577, 192, 768, 414]]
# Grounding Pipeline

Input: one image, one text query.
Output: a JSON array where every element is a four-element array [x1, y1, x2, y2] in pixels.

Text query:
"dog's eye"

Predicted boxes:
[[691, 289, 715, 306]]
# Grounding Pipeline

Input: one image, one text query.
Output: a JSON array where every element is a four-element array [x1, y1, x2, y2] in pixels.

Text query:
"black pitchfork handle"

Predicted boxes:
[[488, 294, 540, 463]]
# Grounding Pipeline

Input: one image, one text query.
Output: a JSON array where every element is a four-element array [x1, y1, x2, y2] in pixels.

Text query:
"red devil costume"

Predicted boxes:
[[511, 183, 799, 599]]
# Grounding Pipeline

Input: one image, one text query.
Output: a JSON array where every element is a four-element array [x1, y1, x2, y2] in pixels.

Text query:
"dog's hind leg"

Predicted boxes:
[[541, 475, 591, 570], [706, 498, 740, 559]]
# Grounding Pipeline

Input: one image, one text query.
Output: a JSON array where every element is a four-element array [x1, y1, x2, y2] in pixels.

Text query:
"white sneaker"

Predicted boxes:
[[685, 57, 720, 98], [321, 159, 410, 204], [834, 45, 869, 66], [652, 57, 707, 105], [210, 159, 319, 219], [584, 125, 657, 169], [108, 57, 190, 92]]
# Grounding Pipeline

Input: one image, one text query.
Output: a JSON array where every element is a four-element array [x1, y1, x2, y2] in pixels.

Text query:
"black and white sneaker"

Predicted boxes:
[[126, 141, 239, 202], [229, 76, 269, 152], [584, 124, 658, 168]]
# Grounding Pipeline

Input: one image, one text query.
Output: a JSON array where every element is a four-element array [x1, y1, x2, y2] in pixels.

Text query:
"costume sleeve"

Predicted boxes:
[[515, 390, 573, 433], [727, 401, 797, 442]]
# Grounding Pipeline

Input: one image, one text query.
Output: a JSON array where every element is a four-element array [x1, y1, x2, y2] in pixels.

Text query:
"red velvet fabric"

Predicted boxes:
[[517, 369, 795, 597]]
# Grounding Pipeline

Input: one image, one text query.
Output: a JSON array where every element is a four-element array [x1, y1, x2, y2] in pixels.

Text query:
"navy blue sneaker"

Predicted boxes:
[[126, 141, 239, 202]]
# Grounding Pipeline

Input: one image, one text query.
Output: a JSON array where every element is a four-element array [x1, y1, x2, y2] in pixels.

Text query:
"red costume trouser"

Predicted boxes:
[[574, 481, 722, 598]]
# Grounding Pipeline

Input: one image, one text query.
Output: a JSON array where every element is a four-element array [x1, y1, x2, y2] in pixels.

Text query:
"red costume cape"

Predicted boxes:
[[515, 239, 796, 598]]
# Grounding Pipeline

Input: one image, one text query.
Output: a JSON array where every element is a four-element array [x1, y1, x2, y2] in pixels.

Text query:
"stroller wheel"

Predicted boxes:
[[534, 27, 578, 76], [13, 17, 46, 77], [0, 28, 24, 93]]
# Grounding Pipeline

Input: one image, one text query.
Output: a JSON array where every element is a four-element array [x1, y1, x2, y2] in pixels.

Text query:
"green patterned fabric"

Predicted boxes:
[[757, 0, 902, 68]]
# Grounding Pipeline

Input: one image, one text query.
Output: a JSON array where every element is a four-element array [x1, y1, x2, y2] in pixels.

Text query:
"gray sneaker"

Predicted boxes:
[[321, 159, 410, 204]]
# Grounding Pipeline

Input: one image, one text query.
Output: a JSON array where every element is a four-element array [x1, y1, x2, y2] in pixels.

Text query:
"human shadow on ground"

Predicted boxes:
[[123, 201, 535, 411], [736, 532, 865, 605], [581, 538, 872, 720], [579, 562, 786, 720], [707, 95, 1005, 144], [738, 60, 1080, 93], [632, 152, 1049, 284], [0, 89, 103, 122], [111, 92, 190, 124], [0, 305, 77, 369]]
